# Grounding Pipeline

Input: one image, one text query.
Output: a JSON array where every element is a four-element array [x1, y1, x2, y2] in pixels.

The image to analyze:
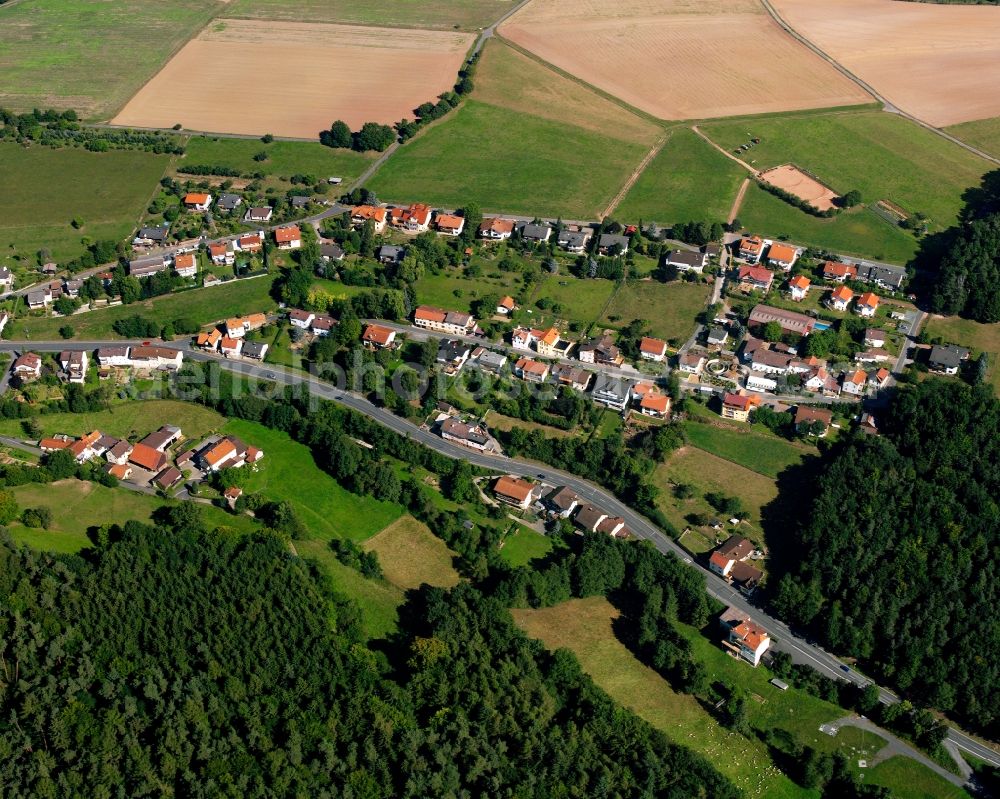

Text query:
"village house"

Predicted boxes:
[[578, 333, 622, 366], [550, 363, 593, 392], [574, 504, 608, 533], [472, 348, 508, 374], [766, 242, 800, 271], [928, 343, 969, 375], [350, 205, 388, 233], [320, 242, 345, 262], [856, 348, 891, 364], [863, 328, 886, 348], [435, 213, 465, 237], [128, 442, 168, 474], [26, 286, 52, 309], [827, 285, 854, 312], [104, 463, 133, 481], [376, 245, 405, 265], [856, 262, 908, 291], [223, 486, 243, 508], [823, 261, 858, 282], [196, 329, 222, 351], [244, 206, 273, 223], [721, 392, 759, 422], [237, 233, 263, 253], [439, 417, 499, 452], [804, 366, 841, 396], [493, 476, 539, 510], [154, 466, 183, 491], [591, 374, 634, 412], [128, 346, 183, 370], [274, 226, 301, 250], [12, 352, 42, 382], [220, 336, 243, 358], [678, 352, 705, 375], [216, 193, 242, 212], [196, 435, 263, 472], [479, 218, 515, 240], [105, 439, 133, 466], [738, 235, 765, 263], [720, 609, 771, 667], [545, 486, 579, 518], [128, 255, 169, 279], [133, 225, 169, 248], [391, 203, 433, 233], [225, 317, 248, 338], [68, 430, 104, 463], [512, 327, 537, 351], [413, 305, 477, 336], [39, 436, 71, 453], [174, 252, 198, 279], [209, 242, 235, 266], [58, 350, 88, 384], [597, 233, 630, 255], [436, 339, 471, 371], [496, 295, 516, 316], [310, 315, 335, 337], [535, 327, 572, 358], [746, 371, 777, 393], [639, 336, 668, 362], [749, 304, 817, 337], [737, 264, 774, 294], [708, 535, 753, 578], [638, 393, 671, 418], [868, 367, 891, 390], [514, 357, 550, 383], [707, 327, 729, 348], [140, 425, 182, 452], [520, 223, 552, 243], [183, 192, 213, 211], [242, 341, 268, 360], [362, 324, 396, 349], [558, 228, 591, 253], [664, 249, 708, 274], [63, 279, 83, 298], [841, 369, 868, 397], [289, 309, 315, 329], [788, 275, 810, 301], [855, 291, 880, 318], [0, 268, 13, 293], [794, 405, 833, 436], [95, 346, 131, 368]]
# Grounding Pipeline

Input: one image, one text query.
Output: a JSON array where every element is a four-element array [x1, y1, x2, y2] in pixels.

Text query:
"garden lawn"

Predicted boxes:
[[0, 0, 222, 118], [293, 538, 403, 639], [735, 183, 918, 264], [601, 280, 710, 345], [0, 400, 225, 441], [946, 116, 1000, 160], [0, 144, 170, 265], [701, 111, 990, 231], [369, 101, 650, 219], [616, 127, 747, 225], [180, 136, 373, 181], [225, 0, 513, 30], [361, 515, 459, 590], [683, 421, 808, 478], [19, 275, 277, 339], [924, 314, 1000, 395], [499, 526, 553, 567], [6, 478, 257, 554], [512, 597, 810, 799], [483, 412, 574, 441], [414, 268, 524, 315], [222, 418, 403, 541]]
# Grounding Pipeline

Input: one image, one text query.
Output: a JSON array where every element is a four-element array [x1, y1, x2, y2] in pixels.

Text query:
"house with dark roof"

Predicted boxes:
[[597, 233, 629, 255], [216, 193, 242, 212], [520, 223, 552, 243], [591, 374, 634, 411], [928, 343, 969, 375], [545, 486, 579, 518], [664, 249, 707, 273]]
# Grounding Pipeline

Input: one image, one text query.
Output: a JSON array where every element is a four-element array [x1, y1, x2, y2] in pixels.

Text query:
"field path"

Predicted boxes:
[[758, 0, 1000, 167], [600, 133, 668, 220], [728, 177, 751, 225], [691, 126, 758, 175]]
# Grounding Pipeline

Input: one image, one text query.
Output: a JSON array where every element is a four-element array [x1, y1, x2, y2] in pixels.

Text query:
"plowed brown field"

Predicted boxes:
[[772, 0, 1000, 127], [499, 0, 870, 121], [111, 20, 473, 138]]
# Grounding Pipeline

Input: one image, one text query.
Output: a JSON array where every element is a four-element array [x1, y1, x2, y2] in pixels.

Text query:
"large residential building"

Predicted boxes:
[[748, 304, 815, 337], [413, 305, 477, 336], [591, 374, 633, 411], [439, 417, 498, 452], [738, 235, 765, 263], [351, 205, 388, 232], [390, 203, 432, 232], [721, 392, 760, 422], [720, 609, 771, 666]]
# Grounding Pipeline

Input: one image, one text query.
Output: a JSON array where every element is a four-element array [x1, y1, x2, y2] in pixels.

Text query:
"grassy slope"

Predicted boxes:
[[223, 418, 403, 542], [370, 101, 650, 219], [601, 280, 711, 344], [180, 136, 373, 180], [499, 526, 553, 567], [736, 183, 919, 263], [924, 314, 1000, 395], [19, 274, 276, 339], [0, 0, 223, 118], [0, 143, 169, 264], [945, 116, 1000, 160], [616, 127, 747, 224], [361, 514, 459, 590], [683, 420, 809, 479], [0, 400, 225, 441], [225, 0, 515, 30], [700, 111, 988, 229], [534, 276, 617, 328]]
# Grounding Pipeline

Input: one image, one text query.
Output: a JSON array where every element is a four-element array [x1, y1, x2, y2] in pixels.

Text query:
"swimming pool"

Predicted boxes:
[[813, 321, 831, 332]]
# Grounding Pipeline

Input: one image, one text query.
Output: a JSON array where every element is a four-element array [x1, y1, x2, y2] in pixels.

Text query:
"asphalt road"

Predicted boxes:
[[1, 338, 997, 773]]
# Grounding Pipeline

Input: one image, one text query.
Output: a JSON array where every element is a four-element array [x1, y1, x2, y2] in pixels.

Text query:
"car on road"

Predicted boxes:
[[263, 372, 275, 379], [536, 473, 545, 479], [840, 665, 851, 673]]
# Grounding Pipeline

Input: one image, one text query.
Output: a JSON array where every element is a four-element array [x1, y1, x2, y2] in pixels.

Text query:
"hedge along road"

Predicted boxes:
[[0, 337, 995, 777]]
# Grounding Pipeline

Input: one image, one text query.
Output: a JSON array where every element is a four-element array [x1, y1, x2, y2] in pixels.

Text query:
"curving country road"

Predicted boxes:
[[0, 337, 996, 777]]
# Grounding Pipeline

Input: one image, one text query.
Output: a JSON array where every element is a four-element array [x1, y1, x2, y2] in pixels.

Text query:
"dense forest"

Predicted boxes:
[[923, 169, 1000, 321], [768, 380, 1000, 734], [0, 515, 738, 796]]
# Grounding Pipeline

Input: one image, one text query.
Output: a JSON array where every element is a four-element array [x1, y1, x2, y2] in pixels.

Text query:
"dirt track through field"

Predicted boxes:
[[500, 0, 869, 121], [111, 20, 473, 137], [601, 134, 668, 219], [771, 0, 1000, 127]]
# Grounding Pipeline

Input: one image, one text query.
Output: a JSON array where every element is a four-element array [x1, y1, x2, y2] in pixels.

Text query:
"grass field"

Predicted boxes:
[[701, 111, 990, 231], [414, 267, 525, 314], [924, 314, 1000, 394], [532, 275, 617, 329], [0, 400, 225, 442], [499, 526, 553, 567], [601, 280, 710, 344], [683, 420, 809, 479], [19, 275, 276, 340], [0, 143, 169, 265], [484, 412, 574, 441], [946, 116, 1000, 160], [866, 757, 970, 799], [0, 0, 223, 119], [226, 0, 514, 30], [368, 101, 651, 219], [735, 183, 919, 264], [6, 478, 257, 554], [223, 418, 403, 542], [180, 136, 373, 181], [361, 514, 459, 590], [616, 128, 747, 224], [474, 40, 660, 146]]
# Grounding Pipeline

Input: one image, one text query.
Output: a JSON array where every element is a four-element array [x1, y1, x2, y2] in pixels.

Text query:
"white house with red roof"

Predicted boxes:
[[788, 275, 810, 301], [183, 192, 212, 211], [737, 265, 774, 293], [856, 291, 880, 318], [639, 336, 667, 362], [841, 369, 868, 397], [274, 226, 302, 250]]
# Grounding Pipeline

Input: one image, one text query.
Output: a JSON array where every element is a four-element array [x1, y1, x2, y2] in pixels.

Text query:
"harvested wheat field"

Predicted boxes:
[[772, 0, 1000, 127], [759, 164, 838, 211], [499, 0, 870, 121], [112, 20, 473, 137]]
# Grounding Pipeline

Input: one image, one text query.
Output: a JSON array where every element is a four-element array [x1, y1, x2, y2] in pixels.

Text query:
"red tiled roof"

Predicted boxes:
[[494, 476, 535, 503], [128, 443, 167, 472], [274, 226, 301, 244], [639, 336, 667, 355]]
